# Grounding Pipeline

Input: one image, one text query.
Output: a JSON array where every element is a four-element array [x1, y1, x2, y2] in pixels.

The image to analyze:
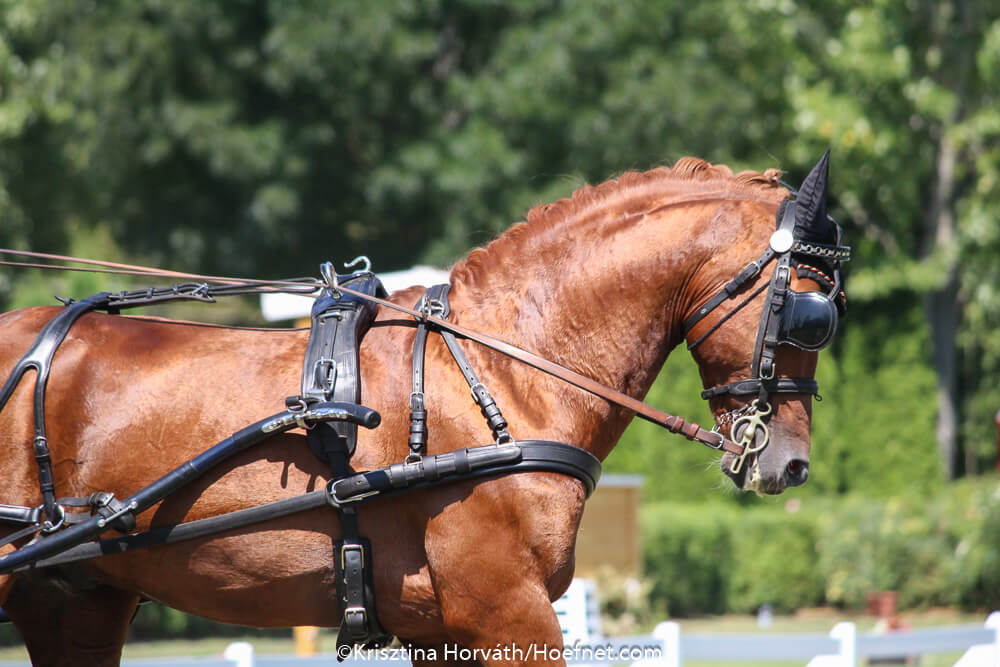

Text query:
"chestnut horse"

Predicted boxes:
[[0, 157, 839, 665]]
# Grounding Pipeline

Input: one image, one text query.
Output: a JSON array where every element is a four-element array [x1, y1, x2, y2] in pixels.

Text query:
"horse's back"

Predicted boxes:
[[0, 307, 316, 504]]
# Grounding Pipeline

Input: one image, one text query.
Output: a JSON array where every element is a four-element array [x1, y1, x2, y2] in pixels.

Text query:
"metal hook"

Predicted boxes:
[[319, 262, 338, 291], [343, 256, 372, 274]]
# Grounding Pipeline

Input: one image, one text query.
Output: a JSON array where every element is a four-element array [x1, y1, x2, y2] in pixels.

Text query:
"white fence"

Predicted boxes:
[[99, 611, 1000, 666], [633, 611, 1000, 666], [0, 607, 995, 666]]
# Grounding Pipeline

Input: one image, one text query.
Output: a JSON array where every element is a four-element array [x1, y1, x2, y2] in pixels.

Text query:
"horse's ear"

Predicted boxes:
[[795, 149, 830, 229]]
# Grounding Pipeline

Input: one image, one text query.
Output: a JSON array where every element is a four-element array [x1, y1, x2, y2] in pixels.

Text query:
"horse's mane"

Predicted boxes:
[[451, 158, 788, 286]]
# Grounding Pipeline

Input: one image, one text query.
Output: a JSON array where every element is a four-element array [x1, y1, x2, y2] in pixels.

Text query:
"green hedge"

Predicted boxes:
[[642, 477, 1000, 616]]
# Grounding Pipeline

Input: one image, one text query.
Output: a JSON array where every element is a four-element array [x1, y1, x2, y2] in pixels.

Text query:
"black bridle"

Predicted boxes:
[[682, 196, 851, 473]]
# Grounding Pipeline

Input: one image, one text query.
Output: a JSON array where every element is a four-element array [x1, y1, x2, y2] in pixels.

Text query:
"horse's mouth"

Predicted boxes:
[[721, 452, 750, 489], [721, 454, 785, 496]]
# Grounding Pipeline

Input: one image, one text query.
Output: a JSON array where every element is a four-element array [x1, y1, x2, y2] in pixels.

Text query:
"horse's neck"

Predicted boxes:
[[448, 208, 712, 459]]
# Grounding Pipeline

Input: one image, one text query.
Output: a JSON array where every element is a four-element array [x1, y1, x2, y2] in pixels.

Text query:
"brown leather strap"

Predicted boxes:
[[335, 285, 744, 456], [0, 248, 744, 457]]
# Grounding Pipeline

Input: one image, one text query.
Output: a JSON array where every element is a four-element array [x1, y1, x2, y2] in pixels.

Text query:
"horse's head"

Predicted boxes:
[[682, 152, 848, 494]]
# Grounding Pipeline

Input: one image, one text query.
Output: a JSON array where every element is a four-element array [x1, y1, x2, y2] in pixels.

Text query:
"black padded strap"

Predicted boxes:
[[300, 273, 383, 463], [408, 286, 451, 456], [331, 440, 602, 503], [701, 377, 819, 400]]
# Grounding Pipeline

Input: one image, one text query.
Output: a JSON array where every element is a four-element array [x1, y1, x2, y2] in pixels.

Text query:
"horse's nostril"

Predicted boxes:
[[784, 458, 810, 486]]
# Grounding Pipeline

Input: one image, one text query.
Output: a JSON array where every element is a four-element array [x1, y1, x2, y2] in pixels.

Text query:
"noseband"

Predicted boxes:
[[682, 197, 851, 472]]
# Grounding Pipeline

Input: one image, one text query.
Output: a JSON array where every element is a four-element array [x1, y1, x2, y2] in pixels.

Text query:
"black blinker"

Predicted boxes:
[[778, 291, 837, 351]]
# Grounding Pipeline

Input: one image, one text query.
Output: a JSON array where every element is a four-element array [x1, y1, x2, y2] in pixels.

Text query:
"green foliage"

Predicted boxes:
[[727, 510, 824, 614], [642, 476, 1000, 617], [807, 304, 944, 496], [641, 501, 824, 615], [815, 497, 958, 609], [609, 302, 944, 503], [642, 502, 735, 615]]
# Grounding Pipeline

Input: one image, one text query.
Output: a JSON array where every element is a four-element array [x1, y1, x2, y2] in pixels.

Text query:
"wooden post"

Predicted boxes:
[[293, 626, 319, 656]]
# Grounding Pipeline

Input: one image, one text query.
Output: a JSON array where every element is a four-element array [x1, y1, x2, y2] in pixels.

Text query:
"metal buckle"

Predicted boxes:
[[96, 499, 138, 529], [418, 297, 445, 319], [340, 543, 364, 571], [469, 382, 486, 403], [343, 606, 368, 628], [327, 481, 380, 508], [703, 430, 726, 450]]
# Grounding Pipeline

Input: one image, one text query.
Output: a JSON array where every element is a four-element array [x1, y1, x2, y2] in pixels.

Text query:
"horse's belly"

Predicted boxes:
[[86, 502, 442, 631]]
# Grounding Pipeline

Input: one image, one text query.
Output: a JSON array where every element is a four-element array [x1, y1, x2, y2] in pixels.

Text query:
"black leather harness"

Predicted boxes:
[[0, 264, 602, 653], [681, 195, 850, 473]]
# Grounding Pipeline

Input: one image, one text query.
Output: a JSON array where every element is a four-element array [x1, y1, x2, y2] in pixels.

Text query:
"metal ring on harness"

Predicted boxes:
[[40, 503, 65, 533]]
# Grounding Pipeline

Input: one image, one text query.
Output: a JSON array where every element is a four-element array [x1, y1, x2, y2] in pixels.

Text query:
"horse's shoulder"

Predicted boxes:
[[0, 305, 63, 328]]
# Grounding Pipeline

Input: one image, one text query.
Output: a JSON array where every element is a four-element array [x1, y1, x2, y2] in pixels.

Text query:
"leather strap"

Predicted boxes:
[[682, 247, 777, 336], [331, 440, 601, 502], [700, 378, 819, 400], [410, 285, 513, 445], [299, 273, 383, 463], [321, 283, 743, 456], [0, 292, 113, 528], [13, 440, 603, 572], [408, 287, 451, 456]]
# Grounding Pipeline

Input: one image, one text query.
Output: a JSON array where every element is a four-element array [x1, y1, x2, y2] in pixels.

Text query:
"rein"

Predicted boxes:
[[0, 248, 744, 456]]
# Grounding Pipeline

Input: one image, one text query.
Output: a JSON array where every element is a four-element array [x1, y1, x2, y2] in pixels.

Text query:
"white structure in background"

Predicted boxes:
[[260, 265, 450, 322], [222, 641, 253, 667], [553, 578, 602, 645], [955, 611, 1000, 666], [804, 622, 856, 667]]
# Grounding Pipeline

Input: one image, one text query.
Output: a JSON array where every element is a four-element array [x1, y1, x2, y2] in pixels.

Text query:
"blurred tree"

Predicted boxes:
[[782, 0, 1000, 477]]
